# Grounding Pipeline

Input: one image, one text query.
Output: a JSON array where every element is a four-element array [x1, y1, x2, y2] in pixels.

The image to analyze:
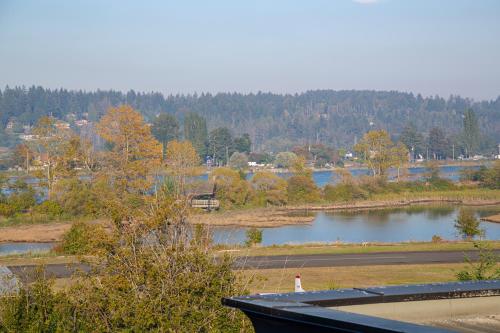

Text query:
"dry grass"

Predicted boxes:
[[226, 240, 500, 257], [239, 263, 474, 294]]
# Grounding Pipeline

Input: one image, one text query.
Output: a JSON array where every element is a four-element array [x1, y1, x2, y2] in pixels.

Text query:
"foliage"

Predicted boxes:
[[165, 140, 201, 196], [0, 180, 36, 217], [32, 200, 64, 218], [460, 162, 500, 190], [52, 178, 100, 217], [212, 168, 253, 207], [229, 152, 248, 170], [274, 152, 297, 168], [427, 127, 450, 159], [399, 123, 425, 157], [287, 175, 320, 204], [454, 208, 483, 240], [251, 171, 288, 206], [183, 112, 208, 158], [354, 130, 398, 176], [97, 105, 162, 195], [208, 127, 234, 166], [151, 113, 180, 158], [245, 227, 263, 247], [456, 242, 499, 281], [2, 87, 499, 153], [60, 221, 114, 255], [234, 134, 252, 154], [323, 183, 368, 202], [461, 108, 480, 157]]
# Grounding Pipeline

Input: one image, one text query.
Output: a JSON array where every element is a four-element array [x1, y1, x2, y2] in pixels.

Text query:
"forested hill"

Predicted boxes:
[[1, 86, 499, 150]]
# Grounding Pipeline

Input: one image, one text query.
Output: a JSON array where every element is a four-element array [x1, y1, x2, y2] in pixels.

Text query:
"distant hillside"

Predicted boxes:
[[1, 86, 499, 151]]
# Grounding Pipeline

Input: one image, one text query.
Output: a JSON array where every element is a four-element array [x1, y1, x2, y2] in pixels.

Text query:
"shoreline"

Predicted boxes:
[[1, 198, 499, 243]]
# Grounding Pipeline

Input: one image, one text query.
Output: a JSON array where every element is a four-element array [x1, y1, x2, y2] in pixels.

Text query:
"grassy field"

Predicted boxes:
[[220, 240, 500, 257], [239, 263, 477, 294]]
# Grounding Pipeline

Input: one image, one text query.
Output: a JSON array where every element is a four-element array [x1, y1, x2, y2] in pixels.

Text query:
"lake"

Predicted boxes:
[[212, 205, 500, 246]]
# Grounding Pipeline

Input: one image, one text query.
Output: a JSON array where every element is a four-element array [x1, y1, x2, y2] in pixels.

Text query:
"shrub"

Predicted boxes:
[[53, 179, 100, 217], [60, 221, 114, 255], [245, 227, 263, 247], [323, 183, 368, 202], [431, 235, 443, 243], [251, 171, 287, 206], [457, 242, 500, 281], [0, 203, 15, 217], [287, 175, 320, 203], [454, 208, 483, 240], [32, 200, 64, 218], [212, 168, 253, 207]]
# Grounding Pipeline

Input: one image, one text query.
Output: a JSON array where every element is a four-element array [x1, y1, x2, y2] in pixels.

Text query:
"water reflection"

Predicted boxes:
[[213, 205, 500, 245]]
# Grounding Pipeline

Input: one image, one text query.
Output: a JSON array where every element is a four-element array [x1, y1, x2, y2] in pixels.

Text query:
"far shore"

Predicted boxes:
[[482, 214, 500, 223]]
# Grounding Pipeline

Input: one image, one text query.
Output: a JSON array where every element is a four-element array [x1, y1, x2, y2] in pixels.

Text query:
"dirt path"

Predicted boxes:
[[0, 223, 72, 242]]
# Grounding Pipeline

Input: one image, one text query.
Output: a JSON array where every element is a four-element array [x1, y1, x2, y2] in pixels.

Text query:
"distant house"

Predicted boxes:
[[55, 121, 71, 130], [184, 182, 219, 211], [75, 119, 89, 127]]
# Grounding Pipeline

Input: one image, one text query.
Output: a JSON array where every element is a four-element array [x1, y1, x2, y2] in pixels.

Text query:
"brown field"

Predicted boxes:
[[239, 263, 477, 294], [0, 222, 71, 242]]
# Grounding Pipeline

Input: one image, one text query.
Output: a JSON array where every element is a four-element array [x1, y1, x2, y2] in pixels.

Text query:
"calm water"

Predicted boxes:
[[212, 205, 500, 245], [0, 242, 54, 256]]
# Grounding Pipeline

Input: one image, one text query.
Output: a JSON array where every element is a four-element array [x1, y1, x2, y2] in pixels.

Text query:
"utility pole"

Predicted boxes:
[[452, 143, 455, 161]]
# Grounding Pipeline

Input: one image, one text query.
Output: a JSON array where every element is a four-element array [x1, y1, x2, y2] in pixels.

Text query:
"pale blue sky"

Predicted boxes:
[[1, 0, 499, 99]]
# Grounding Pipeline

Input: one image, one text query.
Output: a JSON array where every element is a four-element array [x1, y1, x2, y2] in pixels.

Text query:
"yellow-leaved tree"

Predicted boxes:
[[354, 130, 396, 177], [97, 105, 162, 195], [165, 140, 201, 197]]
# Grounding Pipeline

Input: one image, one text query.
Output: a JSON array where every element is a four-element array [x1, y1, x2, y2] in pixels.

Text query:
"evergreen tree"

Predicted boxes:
[[208, 127, 234, 166], [462, 108, 479, 158], [151, 113, 179, 158], [399, 123, 424, 158], [427, 127, 449, 159], [234, 133, 252, 154], [183, 112, 208, 158]]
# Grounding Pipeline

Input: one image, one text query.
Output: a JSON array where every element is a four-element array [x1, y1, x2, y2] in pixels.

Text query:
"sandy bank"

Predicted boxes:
[[0, 223, 71, 243], [191, 208, 314, 227], [481, 214, 500, 223]]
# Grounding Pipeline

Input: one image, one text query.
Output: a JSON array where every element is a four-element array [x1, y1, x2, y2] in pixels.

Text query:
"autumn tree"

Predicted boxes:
[[211, 167, 253, 207], [165, 140, 201, 196], [354, 130, 395, 176], [392, 142, 409, 181], [97, 105, 162, 195], [251, 171, 288, 206], [274, 151, 298, 169], [31, 116, 74, 197]]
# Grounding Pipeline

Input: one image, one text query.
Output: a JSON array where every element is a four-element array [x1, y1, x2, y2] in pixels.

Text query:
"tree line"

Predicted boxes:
[[1, 86, 499, 153]]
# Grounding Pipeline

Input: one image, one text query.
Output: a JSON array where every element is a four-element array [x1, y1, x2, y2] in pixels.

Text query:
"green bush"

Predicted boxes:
[[60, 221, 113, 255], [32, 200, 64, 218], [245, 227, 263, 247], [323, 183, 368, 202], [53, 179, 100, 217], [287, 175, 321, 203], [454, 208, 483, 240]]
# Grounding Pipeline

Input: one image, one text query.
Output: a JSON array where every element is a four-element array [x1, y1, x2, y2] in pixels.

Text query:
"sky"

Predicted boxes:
[[1, 0, 499, 100]]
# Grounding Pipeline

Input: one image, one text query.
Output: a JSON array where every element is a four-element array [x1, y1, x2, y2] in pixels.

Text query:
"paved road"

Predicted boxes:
[[7, 250, 498, 282]]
